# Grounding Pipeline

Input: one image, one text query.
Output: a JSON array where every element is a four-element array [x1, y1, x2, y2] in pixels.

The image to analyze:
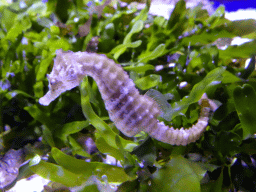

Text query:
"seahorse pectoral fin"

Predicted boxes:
[[39, 50, 219, 146], [147, 93, 218, 145], [145, 89, 173, 121]]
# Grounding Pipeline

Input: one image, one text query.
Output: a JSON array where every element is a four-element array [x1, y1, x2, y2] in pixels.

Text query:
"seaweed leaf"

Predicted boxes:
[[233, 84, 256, 139], [166, 67, 225, 120], [111, 20, 144, 59], [80, 77, 137, 160], [29, 155, 84, 187], [151, 156, 206, 192], [51, 147, 134, 183]]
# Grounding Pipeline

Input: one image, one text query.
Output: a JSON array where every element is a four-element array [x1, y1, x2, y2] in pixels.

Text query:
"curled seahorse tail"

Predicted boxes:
[[147, 121, 207, 146], [146, 94, 216, 146], [40, 49, 218, 146]]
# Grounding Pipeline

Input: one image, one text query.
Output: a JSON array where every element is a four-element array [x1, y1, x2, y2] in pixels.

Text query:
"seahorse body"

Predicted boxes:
[[39, 49, 217, 146]]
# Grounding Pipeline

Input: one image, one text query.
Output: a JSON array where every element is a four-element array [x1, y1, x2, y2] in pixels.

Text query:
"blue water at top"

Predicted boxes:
[[210, 0, 256, 12]]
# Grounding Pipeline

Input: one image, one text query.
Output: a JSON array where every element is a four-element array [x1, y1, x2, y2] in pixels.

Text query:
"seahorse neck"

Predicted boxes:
[[39, 49, 217, 146]]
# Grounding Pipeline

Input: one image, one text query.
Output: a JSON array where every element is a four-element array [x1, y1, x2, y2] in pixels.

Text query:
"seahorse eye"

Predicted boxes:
[[67, 68, 77, 81], [50, 78, 58, 86], [39, 50, 217, 145]]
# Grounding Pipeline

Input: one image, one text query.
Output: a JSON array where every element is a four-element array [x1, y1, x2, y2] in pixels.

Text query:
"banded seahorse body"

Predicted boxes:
[[39, 49, 217, 146]]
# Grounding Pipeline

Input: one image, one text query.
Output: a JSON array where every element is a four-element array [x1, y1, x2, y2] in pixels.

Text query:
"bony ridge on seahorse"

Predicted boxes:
[[39, 49, 218, 146]]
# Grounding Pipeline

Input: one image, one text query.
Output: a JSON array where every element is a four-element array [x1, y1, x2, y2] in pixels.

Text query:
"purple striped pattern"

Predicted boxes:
[[39, 50, 217, 145]]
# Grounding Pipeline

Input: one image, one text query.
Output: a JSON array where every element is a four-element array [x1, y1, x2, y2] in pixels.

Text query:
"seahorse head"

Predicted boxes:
[[39, 50, 84, 106]]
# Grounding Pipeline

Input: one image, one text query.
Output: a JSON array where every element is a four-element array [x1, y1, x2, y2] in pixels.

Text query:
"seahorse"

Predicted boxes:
[[39, 49, 217, 146]]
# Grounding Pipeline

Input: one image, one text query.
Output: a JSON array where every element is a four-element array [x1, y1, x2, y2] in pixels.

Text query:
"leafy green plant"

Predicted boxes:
[[1, 0, 256, 191]]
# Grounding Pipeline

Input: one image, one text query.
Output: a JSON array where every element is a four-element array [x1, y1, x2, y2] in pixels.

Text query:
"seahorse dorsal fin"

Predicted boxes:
[[39, 50, 219, 146], [145, 89, 173, 121]]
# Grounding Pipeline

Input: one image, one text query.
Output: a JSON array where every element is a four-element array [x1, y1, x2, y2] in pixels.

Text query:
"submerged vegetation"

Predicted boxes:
[[1, 0, 256, 191]]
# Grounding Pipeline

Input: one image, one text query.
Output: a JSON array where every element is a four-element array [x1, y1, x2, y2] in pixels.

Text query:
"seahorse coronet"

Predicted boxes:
[[39, 49, 218, 146]]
